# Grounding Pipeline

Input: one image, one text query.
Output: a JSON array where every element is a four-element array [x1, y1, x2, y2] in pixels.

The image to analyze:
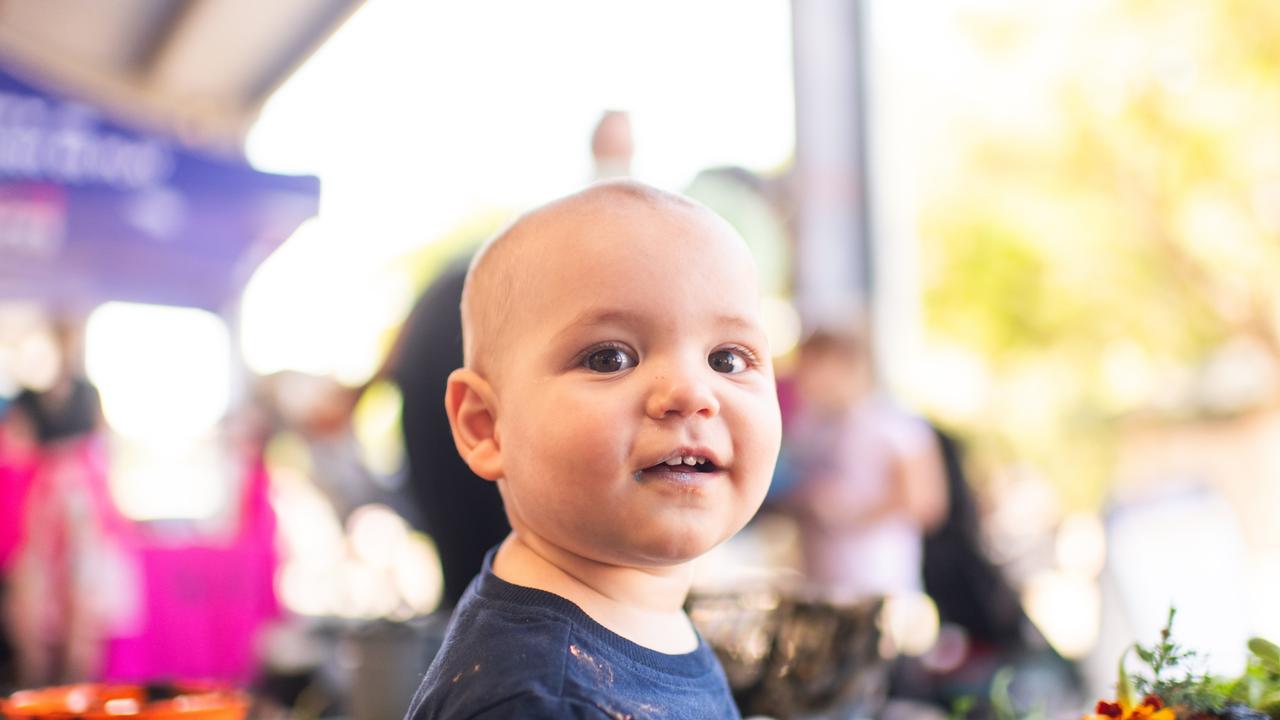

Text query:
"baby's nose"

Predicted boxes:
[[644, 369, 720, 420]]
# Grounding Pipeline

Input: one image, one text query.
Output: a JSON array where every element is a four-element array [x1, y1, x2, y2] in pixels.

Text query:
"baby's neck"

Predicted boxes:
[[491, 532, 699, 654]]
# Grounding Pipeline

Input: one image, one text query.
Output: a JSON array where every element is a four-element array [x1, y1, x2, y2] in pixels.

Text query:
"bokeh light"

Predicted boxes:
[[86, 302, 230, 439]]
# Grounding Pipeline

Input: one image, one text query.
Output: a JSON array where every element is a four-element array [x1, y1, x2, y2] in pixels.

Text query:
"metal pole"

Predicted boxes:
[[790, 0, 871, 329]]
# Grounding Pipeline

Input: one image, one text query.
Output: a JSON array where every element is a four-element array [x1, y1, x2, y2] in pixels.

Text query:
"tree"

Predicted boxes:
[[920, 0, 1280, 507]]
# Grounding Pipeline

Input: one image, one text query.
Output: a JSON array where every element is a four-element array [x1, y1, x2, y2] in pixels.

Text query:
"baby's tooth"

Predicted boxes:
[[683, 456, 697, 466], [665, 457, 682, 466], [697, 457, 706, 465]]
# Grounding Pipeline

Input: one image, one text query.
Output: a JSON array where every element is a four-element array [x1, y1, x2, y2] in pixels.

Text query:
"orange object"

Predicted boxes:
[[1, 684, 248, 720]]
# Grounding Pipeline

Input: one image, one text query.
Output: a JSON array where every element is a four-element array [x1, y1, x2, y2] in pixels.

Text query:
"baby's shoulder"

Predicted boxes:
[[440, 596, 577, 684], [407, 598, 582, 718]]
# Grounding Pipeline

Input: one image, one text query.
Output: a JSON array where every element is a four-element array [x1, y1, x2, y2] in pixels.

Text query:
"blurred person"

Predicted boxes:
[[98, 391, 283, 686], [777, 326, 948, 600], [3, 430, 137, 686], [2, 319, 283, 687], [684, 166, 790, 301], [407, 181, 781, 719], [922, 428, 1027, 652], [267, 371, 408, 523], [7, 318, 103, 445], [891, 427, 1080, 712], [388, 261, 510, 610], [0, 397, 40, 687], [590, 109, 633, 180], [0, 315, 135, 685]]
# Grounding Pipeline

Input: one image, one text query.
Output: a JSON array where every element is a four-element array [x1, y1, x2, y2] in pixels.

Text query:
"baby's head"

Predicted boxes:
[[445, 180, 782, 568]]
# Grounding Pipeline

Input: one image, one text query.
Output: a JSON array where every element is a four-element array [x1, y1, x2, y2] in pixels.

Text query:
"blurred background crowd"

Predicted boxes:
[[1, 1, 1279, 718]]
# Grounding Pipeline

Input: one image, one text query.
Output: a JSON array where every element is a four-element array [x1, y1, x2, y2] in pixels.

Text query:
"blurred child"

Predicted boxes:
[[779, 328, 947, 599], [405, 181, 782, 719]]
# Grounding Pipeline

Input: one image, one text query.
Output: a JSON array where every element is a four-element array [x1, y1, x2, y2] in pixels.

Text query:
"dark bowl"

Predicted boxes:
[[688, 589, 889, 718]]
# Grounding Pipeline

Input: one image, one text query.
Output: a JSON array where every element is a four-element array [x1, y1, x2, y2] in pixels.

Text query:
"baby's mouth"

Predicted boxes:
[[639, 454, 720, 476]]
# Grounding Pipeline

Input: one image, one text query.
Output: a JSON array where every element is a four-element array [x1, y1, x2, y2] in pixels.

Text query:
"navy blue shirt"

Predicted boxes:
[[406, 550, 741, 719]]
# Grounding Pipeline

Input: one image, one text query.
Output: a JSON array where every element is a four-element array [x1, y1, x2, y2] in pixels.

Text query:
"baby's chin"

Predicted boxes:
[[594, 521, 742, 569]]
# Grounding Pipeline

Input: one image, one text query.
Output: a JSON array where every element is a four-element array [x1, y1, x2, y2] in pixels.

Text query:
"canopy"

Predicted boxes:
[[0, 64, 319, 311]]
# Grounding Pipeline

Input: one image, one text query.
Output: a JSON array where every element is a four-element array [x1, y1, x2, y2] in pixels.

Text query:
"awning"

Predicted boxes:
[[0, 64, 319, 311]]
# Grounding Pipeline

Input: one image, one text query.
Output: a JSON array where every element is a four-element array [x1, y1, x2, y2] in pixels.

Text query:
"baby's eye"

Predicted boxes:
[[583, 347, 636, 373], [708, 348, 749, 374]]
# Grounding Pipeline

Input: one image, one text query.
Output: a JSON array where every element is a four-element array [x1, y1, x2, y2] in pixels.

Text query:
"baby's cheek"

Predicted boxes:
[[732, 401, 782, 507], [737, 390, 782, 452]]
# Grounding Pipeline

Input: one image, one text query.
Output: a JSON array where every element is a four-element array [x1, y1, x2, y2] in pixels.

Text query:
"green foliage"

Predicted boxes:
[[988, 612, 1280, 719], [1117, 609, 1280, 717], [919, 1, 1280, 510], [1130, 608, 1227, 713], [1248, 639, 1280, 674], [987, 667, 1046, 720], [1225, 638, 1280, 717], [925, 218, 1056, 354], [990, 667, 1018, 720], [1118, 648, 1134, 708], [1135, 609, 1194, 685], [950, 695, 976, 720]]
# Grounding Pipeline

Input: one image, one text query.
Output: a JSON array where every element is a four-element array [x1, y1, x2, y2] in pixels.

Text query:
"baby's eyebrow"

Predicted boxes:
[[551, 308, 763, 345], [549, 308, 647, 344], [566, 308, 646, 328], [713, 313, 762, 332]]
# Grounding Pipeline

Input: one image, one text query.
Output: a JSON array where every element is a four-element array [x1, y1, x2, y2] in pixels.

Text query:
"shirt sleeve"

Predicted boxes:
[[883, 412, 935, 456], [467, 694, 611, 719]]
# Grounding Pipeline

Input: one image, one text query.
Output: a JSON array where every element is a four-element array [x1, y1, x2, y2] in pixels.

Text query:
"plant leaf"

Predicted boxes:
[[1249, 635, 1280, 666], [1118, 646, 1135, 708], [1259, 687, 1280, 711], [991, 667, 1017, 720]]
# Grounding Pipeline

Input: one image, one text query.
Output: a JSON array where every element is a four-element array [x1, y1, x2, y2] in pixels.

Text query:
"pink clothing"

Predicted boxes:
[[7, 436, 279, 683], [103, 458, 280, 684], [0, 431, 39, 572], [103, 542, 278, 683], [6, 436, 140, 681], [784, 397, 936, 598]]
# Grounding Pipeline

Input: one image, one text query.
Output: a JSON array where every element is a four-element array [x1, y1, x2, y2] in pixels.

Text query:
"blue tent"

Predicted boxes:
[[0, 64, 319, 311]]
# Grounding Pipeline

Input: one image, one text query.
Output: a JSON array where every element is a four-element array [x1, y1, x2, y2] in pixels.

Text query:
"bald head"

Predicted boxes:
[[460, 180, 734, 380]]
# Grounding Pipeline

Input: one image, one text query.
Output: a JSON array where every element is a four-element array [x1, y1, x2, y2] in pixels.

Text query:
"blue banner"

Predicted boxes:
[[0, 64, 320, 310]]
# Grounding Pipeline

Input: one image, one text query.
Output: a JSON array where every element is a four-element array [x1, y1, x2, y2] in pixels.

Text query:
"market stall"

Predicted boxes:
[[0, 60, 319, 689]]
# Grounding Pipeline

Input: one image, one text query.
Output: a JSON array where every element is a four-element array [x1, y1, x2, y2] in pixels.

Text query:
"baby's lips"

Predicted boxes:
[[638, 445, 727, 471]]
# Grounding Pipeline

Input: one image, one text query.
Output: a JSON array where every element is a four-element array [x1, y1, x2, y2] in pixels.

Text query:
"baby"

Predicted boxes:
[[406, 180, 782, 719]]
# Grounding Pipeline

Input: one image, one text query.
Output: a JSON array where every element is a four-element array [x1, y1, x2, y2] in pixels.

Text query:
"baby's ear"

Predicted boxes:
[[444, 368, 503, 481]]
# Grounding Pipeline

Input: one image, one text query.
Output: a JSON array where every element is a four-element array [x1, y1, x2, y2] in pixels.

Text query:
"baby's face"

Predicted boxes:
[[490, 200, 781, 567]]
